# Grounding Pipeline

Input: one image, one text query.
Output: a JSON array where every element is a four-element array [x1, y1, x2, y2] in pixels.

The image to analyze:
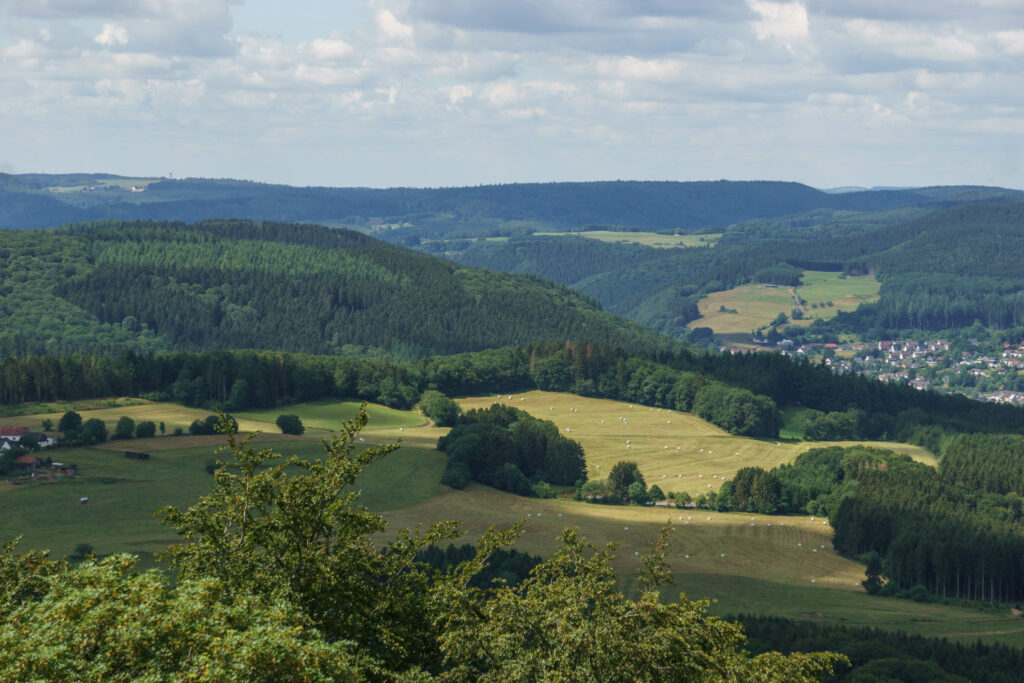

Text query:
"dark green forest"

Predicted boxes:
[[0, 220, 666, 359], [703, 441, 1024, 604]]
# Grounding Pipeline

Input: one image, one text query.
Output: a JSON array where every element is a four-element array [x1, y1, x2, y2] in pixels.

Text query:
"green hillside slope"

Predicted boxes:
[[0, 220, 668, 359]]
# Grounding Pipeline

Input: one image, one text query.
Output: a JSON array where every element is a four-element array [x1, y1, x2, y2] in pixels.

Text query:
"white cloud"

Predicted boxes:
[[377, 9, 413, 40], [0, 0, 1021, 188], [749, 0, 809, 47], [95, 23, 128, 47], [597, 56, 685, 81], [442, 83, 472, 105], [994, 30, 1024, 55], [303, 38, 353, 61]]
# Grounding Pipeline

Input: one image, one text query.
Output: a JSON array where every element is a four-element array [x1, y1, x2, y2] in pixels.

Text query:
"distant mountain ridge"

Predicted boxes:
[[2, 173, 1019, 232]]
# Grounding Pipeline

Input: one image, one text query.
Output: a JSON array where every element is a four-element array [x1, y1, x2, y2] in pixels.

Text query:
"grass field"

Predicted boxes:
[[676, 574, 1024, 648], [0, 433, 446, 558], [236, 399, 428, 433], [0, 401, 262, 436], [693, 271, 879, 336], [0, 398, 426, 440], [458, 391, 935, 495], [535, 231, 721, 248]]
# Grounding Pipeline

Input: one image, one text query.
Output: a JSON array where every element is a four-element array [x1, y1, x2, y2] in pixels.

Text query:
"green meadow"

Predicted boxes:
[[0, 435, 445, 558], [236, 399, 428, 432], [693, 270, 880, 336]]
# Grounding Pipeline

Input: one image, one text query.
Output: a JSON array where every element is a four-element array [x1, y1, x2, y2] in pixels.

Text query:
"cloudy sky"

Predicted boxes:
[[2, 0, 1022, 189]]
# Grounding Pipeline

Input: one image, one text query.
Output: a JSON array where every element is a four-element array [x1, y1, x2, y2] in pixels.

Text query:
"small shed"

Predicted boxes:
[[13, 455, 40, 469], [125, 451, 151, 460]]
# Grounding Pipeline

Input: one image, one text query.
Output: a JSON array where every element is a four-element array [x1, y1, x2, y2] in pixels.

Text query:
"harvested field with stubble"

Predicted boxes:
[[457, 391, 935, 495]]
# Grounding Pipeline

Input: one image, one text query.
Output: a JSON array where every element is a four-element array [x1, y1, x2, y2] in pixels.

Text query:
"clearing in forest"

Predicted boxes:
[[692, 270, 879, 336]]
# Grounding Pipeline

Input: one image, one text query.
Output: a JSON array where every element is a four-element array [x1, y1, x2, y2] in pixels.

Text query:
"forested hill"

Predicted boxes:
[[0, 219, 669, 359], [3, 173, 1018, 232], [449, 200, 1024, 337]]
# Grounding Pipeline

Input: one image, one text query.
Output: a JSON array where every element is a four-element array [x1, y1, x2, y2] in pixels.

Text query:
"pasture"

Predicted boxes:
[[0, 401, 264, 436], [457, 391, 935, 495], [0, 433, 446, 558], [535, 231, 721, 248], [692, 270, 879, 335], [236, 399, 428, 433]]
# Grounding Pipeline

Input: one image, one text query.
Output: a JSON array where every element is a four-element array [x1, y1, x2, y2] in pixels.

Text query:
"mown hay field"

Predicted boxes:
[[458, 391, 935, 496]]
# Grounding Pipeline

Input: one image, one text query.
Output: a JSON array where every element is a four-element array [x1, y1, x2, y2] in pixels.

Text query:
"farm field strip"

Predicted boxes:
[[382, 484, 860, 591], [534, 231, 721, 248], [381, 483, 1024, 647]]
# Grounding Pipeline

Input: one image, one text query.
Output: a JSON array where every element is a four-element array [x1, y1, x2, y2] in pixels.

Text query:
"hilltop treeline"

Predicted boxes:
[[707, 446, 912, 516], [0, 219, 667, 360]]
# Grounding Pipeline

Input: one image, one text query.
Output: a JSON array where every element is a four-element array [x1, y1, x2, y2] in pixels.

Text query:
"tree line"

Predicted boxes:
[[5, 340, 1024, 443]]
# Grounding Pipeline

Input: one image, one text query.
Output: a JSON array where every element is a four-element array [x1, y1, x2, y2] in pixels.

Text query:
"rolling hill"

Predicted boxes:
[[0, 219, 669, 359], [4, 173, 1019, 233]]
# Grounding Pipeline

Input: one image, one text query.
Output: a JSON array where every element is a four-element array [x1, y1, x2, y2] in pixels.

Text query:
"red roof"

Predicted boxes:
[[13, 455, 38, 465], [0, 427, 29, 437]]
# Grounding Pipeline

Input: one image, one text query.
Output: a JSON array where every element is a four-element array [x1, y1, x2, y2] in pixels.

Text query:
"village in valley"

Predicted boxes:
[[725, 337, 1024, 405]]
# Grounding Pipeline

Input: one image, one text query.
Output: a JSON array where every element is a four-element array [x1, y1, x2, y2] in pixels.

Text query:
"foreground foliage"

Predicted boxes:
[[0, 409, 843, 680]]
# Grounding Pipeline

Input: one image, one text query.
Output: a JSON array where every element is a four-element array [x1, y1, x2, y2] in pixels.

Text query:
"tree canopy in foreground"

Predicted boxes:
[[0, 409, 843, 681]]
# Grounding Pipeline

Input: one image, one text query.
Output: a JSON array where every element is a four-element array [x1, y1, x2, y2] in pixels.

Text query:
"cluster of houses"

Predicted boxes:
[[0, 426, 56, 452], [728, 336, 1024, 403], [0, 426, 68, 478]]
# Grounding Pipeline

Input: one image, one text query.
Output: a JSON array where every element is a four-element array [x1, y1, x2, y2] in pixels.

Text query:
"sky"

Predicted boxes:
[[1, 0, 1022, 189]]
